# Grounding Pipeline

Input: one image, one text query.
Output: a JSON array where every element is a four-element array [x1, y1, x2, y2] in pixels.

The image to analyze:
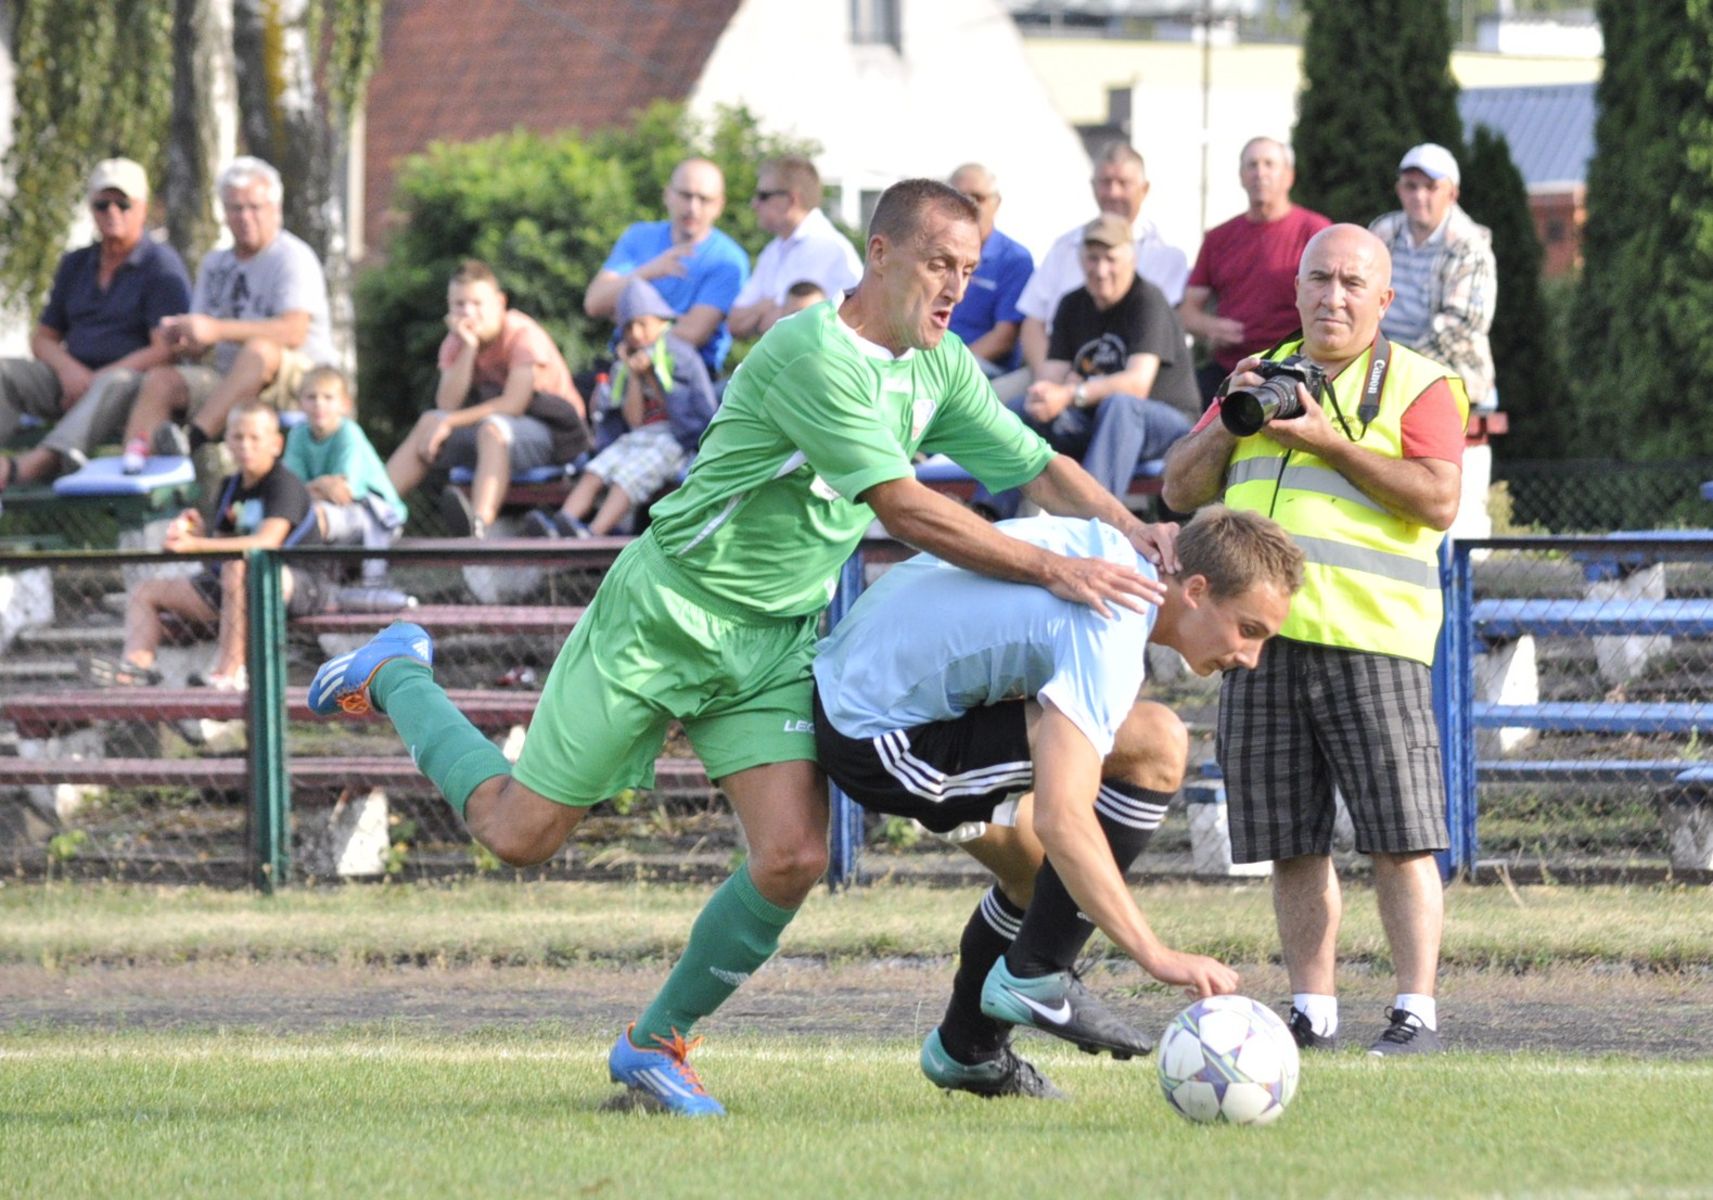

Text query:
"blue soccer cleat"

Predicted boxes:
[[307, 621, 434, 717], [607, 1023, 726, 1117]]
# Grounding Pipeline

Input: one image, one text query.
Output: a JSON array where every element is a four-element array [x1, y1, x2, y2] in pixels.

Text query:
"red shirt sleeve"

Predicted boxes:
[[1190, 398, 1224, 435], [1399, 378, 1465, 464]]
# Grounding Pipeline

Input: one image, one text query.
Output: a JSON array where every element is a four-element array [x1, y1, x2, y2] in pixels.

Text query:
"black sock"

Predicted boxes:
[[937, 885, 1023, 1063], [1006, 782, 1174, 977], [187, 424, 211, 451]]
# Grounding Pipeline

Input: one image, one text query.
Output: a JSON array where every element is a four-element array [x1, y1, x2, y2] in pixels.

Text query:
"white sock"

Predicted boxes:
[[1292, 993, 1338, 1037], [1394, 993, 1437, 1030]]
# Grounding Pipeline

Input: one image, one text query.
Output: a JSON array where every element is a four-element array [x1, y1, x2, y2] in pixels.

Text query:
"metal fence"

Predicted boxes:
[[8, 510, 1713, 890], [1439, 534, 1713, 880]]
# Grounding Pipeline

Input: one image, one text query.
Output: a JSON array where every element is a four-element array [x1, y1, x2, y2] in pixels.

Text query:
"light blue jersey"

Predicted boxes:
[[814, 516, 1156, 757]]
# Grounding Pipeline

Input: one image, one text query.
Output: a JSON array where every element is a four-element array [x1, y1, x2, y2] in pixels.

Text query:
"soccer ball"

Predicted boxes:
[[1157, 995, 1300, 1126]]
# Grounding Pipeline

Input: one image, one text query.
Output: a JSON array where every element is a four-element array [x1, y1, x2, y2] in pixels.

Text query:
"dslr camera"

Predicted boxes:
[[1220, 355, 1328, 437]]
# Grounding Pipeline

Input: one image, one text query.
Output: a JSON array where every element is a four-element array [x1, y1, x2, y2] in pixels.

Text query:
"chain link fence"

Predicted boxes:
[[7, 458, 1713, 888]]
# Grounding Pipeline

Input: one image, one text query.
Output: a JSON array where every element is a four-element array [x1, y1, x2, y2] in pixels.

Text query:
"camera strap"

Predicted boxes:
[[1323, 332, 1391, 440]]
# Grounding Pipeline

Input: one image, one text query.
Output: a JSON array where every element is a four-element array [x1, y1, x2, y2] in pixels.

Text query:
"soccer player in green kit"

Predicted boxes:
[[310, 179, 1183, 1116]]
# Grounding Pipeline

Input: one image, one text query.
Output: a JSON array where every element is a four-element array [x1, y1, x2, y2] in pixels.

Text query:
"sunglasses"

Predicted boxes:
[[92, 198, 134, 213]]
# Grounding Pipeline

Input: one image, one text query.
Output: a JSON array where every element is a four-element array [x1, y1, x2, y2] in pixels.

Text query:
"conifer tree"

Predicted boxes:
[[1293, 0, 1465, 225]]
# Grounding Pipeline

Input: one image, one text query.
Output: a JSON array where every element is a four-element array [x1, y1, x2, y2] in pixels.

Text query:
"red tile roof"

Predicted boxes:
[[363, 0, 743, 250]]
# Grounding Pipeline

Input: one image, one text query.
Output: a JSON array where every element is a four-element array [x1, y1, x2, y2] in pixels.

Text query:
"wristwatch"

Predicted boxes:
[[1073, 382, 1092, 408]]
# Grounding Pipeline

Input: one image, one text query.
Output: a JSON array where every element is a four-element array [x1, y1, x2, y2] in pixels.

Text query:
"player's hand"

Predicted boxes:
[[1128, 520, 1180, 575], [1043, 553, 1166, 618], [1146, 949, 1241, 998], [1258, 385, 1336, 455], [637, 242, 693, 281]]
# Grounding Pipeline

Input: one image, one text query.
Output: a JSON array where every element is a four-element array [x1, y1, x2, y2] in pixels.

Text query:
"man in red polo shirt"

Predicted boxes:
[[1180, 137, 1329, 405]]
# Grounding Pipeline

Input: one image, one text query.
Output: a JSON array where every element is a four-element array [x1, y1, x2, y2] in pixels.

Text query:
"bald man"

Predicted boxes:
[[584, 157, 751, 373], [1163, 224, 1468, 1059], [947, 163, 1034, 375]]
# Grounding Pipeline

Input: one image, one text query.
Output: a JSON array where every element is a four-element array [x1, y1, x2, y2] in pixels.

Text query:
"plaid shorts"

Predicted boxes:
[[587, 423, 686, 502], [1217, 637, 1448, 863]]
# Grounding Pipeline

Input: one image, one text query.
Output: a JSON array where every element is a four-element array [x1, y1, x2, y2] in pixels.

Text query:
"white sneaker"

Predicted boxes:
[[120, 438, 149, 475]]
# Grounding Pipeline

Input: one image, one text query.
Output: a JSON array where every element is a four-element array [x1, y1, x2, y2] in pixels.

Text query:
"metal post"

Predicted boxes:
[[824, 549, 867, 889], [246, 549, 290, 892], [1433, 540, 1478, 879]]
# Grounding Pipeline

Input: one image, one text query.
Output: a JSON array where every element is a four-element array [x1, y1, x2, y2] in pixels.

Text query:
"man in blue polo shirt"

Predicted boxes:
[[948, 163, 1034, 377], [583, 158, 750, 375], [0, 159, 191, 491]]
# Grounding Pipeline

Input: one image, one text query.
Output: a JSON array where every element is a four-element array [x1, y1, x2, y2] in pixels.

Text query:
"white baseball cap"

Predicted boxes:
[[87, 158, 150, 202], [1397, 143, 1460, 185]]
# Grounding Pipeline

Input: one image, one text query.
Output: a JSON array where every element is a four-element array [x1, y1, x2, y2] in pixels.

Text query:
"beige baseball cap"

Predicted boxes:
[[1081, 213, 1133, 248], [87, 158, 149, 202]]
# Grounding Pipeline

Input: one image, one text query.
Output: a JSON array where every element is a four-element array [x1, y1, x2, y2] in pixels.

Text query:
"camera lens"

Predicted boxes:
[[1221, 390, 1271, 437]]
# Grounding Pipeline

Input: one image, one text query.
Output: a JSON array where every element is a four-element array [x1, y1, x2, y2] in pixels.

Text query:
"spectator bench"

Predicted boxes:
[[0, 457, 196, 546], [0, 754, 710, 798]]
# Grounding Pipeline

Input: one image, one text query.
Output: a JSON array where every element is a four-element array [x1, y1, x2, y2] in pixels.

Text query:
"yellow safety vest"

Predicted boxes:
[[1222, 337, 1469, 665]]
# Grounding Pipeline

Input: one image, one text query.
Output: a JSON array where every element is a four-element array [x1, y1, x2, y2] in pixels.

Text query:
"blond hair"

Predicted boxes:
[[1176, 505, 1305, 598]]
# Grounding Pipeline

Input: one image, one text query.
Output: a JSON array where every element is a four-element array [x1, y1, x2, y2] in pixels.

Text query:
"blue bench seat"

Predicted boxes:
[[1472, 701, 1713, 734], [1472, 598, 1713, 639], [52, 455, 194, 497]]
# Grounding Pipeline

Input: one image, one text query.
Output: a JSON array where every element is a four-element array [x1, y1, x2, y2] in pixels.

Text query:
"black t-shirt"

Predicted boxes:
[[1048, 277, 1202, 419], [211, 461, 320, 545]]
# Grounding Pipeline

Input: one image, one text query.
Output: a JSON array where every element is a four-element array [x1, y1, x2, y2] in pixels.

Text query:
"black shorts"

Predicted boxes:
[[812, 687, 1033, 833]]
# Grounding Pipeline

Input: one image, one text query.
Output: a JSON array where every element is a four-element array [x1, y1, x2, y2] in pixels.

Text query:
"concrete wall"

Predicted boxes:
[[690, 0, 1093, 261]]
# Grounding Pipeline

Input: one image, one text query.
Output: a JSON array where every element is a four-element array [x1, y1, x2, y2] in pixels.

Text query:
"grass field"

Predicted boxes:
[[4, 1028, 1711, 1199], [5, 878, 1712, 969], [5, 879, 1713, 1198]]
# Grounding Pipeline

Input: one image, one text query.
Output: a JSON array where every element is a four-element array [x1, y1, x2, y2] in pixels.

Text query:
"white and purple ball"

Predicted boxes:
[[1157, 995, 1300, 1125]]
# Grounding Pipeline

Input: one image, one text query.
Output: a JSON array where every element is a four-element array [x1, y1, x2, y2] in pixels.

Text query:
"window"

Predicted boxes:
[[851, 0, 902, 51]]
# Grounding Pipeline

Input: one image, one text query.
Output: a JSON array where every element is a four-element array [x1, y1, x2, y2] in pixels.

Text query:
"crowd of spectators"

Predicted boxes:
[[0, 136, 1493, 687]]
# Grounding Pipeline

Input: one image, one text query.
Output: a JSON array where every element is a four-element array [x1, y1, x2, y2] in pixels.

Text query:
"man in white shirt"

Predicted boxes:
[[1010, 143, 1190, 388], [727, 156, 862, 339]]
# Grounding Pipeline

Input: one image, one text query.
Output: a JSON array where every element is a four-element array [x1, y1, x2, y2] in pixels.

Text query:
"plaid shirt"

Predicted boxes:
[[1370, 204, 1497, 409]]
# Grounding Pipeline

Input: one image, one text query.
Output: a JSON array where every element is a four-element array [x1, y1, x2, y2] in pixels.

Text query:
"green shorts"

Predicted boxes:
[[513, 534, 820, 807]]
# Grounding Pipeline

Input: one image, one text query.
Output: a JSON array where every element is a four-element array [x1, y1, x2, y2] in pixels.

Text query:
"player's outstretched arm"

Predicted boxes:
[[1031, 704, 1240, 999], [1019, 454, 1180, 574], [863, 476, 1165, 616]]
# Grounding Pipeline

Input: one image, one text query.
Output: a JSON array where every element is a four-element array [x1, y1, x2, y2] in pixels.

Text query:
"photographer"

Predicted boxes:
[[1162, 224, 1467, 1057]]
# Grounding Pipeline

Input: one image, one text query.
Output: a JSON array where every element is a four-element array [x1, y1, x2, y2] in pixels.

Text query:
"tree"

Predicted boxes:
[[1, 0, 381, 362], [0, 0, 174, 310], [353, 103, 821, 452], [1573, 0, 1713, 460], [1458, 124, 1567, 458], [1292, 0, 1465, 225]]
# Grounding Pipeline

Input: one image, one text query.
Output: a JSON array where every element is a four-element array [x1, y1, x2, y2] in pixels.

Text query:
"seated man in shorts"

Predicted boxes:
[[522, 278, 714, 538], [387, 260, 589, 538], [119, 157, 334, 479], [814, 505, 1302, 1097], [93, 401, 329, 690]]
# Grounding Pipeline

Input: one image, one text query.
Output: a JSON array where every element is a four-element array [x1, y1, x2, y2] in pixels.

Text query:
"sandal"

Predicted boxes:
[[85, 656, 164, 688]]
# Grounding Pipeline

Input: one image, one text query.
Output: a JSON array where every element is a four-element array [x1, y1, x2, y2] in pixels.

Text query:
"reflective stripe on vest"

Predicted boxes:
[[1222, 338, 1468, 664]]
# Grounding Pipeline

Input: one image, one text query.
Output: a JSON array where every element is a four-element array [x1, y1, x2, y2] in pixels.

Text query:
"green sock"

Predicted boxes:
[[370, 659, 510, 818], [632, 864, 797, 1044]]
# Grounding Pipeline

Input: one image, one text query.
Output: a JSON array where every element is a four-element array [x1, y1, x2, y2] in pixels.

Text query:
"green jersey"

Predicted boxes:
[[647, 302, 1053, 617], [283, 420, 407, 520]]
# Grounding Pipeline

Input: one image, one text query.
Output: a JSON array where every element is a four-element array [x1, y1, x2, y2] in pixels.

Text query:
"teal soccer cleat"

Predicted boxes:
[[607, 1024, 727, 1117], [919, 1028, 1066, 1099], [307, 621, 434, 717], [980, 957, 1152, 1059]]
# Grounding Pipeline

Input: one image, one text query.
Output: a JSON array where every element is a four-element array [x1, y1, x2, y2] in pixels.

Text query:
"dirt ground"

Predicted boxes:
[[4, 958, 1712, 1057]]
